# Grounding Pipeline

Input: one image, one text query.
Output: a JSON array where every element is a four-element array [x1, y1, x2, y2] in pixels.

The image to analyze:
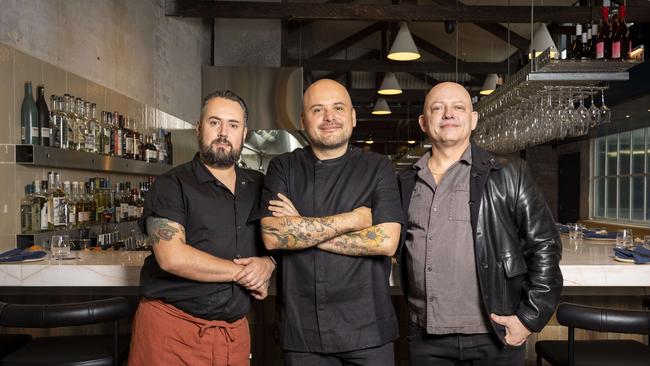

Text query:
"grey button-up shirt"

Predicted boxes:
[[404, 146, 490, 334]]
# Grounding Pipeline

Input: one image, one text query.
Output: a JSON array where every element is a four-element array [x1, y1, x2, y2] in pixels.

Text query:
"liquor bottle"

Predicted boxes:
[[124, 117, 135, 159], [57, 96, 70, 149], [569, 24, 583, 60], [133, 120, 142, 161], [145, 135, 158, 163], [32, 180, 49, 233], [590, 24, 599, 59], [127, 186, 136, 221], [86, 102, 98, 153], [165, 132, 173, 165], [94, 178, 106, 223], [611, 5, 629, 59], [580, 31, 589, 60], [86, 180, 96, 225], [36, 85, 51, 146], [20, 184, 34, 233], [120, 183, 130, 222], [595, 0, 611, 59], [113, 183, 122, 223], [76, 182, 89, 227], [64, 95, 78, 150], [111, 112, 123, 157], [68, 181, 79, 229], [157, 129, 166, 164], [21, 82, 38, 144], [75, 98, 87, 152], [135, 188, 144, 219], [50, 95, 61, 148], [47, 172, 67, 229], [101, 111, 111, 155]]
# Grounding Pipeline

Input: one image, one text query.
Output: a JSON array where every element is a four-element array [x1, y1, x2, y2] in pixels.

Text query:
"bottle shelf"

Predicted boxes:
[[17, 220, 141, 249], [15, 144, 170, 176]]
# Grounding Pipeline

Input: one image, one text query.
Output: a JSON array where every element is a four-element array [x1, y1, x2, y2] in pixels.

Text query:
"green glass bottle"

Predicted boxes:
[[21, 82, 38, 144]]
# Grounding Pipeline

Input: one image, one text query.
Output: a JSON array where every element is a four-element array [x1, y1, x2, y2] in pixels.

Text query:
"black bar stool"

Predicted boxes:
[[0, 297, 131, 366], [536, 302, 650, 366]]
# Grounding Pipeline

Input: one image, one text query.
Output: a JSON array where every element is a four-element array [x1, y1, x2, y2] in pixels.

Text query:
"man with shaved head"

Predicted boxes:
[[259, 79, 403, 365], [398, 82, 562, 365]]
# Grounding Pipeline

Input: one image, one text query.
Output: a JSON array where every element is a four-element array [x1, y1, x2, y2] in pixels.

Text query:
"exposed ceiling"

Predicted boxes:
[[167, 0, 650, 157]]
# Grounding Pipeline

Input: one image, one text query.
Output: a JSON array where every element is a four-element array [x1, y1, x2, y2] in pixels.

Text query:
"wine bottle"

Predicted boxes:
[[569, 24, 583, 60], [20, 82, 38, 145], [36, 85, 51, 146], [595, 0, 611, 59], [612, 5, 629, 59]]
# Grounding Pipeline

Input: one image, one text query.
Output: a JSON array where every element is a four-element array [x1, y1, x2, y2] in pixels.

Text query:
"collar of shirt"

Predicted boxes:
[[414, 145, 473, 172], [191, 153, 255, 188], [307, 145, 355, 165]]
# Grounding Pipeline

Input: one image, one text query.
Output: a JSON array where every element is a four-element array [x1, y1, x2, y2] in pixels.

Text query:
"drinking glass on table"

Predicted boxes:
[[50, 235, 71, 260], [568, 223, 582, 240], [615, 229, 634, 250], [643, 235, 650, 250]]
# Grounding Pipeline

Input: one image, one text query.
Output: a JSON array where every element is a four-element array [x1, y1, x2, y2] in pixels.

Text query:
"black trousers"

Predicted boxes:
[[408, 322, 525, 366], [284, 341, 395, 366]]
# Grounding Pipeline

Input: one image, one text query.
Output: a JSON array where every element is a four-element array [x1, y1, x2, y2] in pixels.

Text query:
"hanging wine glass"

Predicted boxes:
[[599, 90, 612, 124], [587, 89, 601, 127], [575, 94, 590, 136]]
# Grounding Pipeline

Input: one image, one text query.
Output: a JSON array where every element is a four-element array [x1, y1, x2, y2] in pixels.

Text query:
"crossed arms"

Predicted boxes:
[[261, 193, 400, 256], [146, 216, 275, 300]]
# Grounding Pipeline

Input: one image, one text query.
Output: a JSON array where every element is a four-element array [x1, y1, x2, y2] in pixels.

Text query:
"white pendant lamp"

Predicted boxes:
[[387, 22, 421, 61], [480, 74, 498, 96], [371, 98, 391, 115], [378, 72, 403, 95]]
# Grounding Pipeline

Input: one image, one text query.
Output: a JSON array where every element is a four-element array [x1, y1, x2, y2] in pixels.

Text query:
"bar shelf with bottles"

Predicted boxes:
[[18, 172, 152, 249], [20, 83, 174, 176]]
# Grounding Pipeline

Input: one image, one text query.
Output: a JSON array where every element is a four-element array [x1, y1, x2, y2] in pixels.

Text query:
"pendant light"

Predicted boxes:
[[480, 74, 498, 95], [378, 72, 402, 95], [372, 98, 391, 115], [387, 22, 421, 61], [528, 23, 558, 59]]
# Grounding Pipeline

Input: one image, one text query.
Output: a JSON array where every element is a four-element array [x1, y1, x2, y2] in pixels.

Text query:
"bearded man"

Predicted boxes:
[[129, 90, 275, 366]]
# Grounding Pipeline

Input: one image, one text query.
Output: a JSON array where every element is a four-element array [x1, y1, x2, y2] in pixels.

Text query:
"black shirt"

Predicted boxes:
[[138, 153, 265, 322], [260, 146, 403, 353]]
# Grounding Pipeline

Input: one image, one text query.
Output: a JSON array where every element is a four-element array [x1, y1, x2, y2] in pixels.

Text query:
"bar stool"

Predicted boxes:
[[535, 302, 650, 366], [0, 297, 131, 366]]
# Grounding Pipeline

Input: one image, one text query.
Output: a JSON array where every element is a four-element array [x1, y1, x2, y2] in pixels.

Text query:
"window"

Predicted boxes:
[[591, 127, 649, 223]]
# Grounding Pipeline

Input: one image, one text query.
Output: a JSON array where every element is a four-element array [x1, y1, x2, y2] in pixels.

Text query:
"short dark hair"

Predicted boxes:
[[200, 90, 248, 126]]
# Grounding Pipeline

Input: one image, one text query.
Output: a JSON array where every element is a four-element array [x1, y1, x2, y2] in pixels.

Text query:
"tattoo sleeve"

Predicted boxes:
[[317, 225, 391, 256], [146, 216, 186, 245], [261, 216, 341, 250]]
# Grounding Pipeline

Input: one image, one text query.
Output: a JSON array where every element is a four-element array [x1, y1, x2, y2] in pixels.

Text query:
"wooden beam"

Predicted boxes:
[[474, 22, 530, 51], [289, 58, 511, 74], [411, 34, 456, 63], [165, 1, 650, 22], [308, 22, 384, 60]]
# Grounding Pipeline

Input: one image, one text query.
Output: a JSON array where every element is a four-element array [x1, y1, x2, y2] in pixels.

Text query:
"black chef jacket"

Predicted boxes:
[[259, 145, 403, 353], [138, 153, 264, 322]]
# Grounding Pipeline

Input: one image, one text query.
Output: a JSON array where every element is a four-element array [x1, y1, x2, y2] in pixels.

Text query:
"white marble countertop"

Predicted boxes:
[[1, 236, 649, 287]]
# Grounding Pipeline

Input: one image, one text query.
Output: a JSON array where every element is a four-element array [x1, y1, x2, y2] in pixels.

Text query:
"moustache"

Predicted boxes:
[[211, 138, 232, 148]]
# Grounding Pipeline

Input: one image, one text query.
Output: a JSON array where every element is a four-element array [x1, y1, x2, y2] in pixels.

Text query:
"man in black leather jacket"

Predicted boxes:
[[398, 82, 562, 365]]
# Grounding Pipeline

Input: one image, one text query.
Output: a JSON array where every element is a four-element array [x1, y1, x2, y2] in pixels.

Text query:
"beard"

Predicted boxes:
[[198, 136, 242, 168]]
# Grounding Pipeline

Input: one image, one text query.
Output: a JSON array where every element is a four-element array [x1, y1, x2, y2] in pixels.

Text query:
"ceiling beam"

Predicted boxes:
[[289, 59, 511, 74], [308, 22, 384, 60], [165, 1, 650, 22], [473, 22, 530, 51], [411, 34, 456, 63]]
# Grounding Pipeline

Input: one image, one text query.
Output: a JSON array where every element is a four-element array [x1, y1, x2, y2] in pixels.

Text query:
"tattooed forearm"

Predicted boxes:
[[146, 216, 186, 245], [261, 216, 340, 250], [317, 225, 391, 256]]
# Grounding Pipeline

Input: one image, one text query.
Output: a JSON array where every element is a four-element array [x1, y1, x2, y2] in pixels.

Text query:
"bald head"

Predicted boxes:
[[303, 79, 352, 113], [301, 79, 356, 157], [424, 82, 473, 113], [419, 81, 478, 148]]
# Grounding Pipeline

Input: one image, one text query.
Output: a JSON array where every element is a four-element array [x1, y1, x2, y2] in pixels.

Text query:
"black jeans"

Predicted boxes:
[[284, 342, 394, 366], [407, 322, 525, 366]]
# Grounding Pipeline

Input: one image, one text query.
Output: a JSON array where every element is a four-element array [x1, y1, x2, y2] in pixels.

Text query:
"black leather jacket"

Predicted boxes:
[[397, 141, 563, 342]]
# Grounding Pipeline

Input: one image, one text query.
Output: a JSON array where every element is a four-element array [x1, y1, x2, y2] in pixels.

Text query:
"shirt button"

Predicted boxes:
[[318, 305, 325, 311], [448, 216, 453, 220], [427, 266, 432, 272], [237, 225, 242, 230], [432, 207, 437, 212], [428, 296, 434, 302]]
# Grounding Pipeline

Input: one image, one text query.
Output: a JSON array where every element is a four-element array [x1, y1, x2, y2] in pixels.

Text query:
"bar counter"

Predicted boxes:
[[1, 237, 649, 288]]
